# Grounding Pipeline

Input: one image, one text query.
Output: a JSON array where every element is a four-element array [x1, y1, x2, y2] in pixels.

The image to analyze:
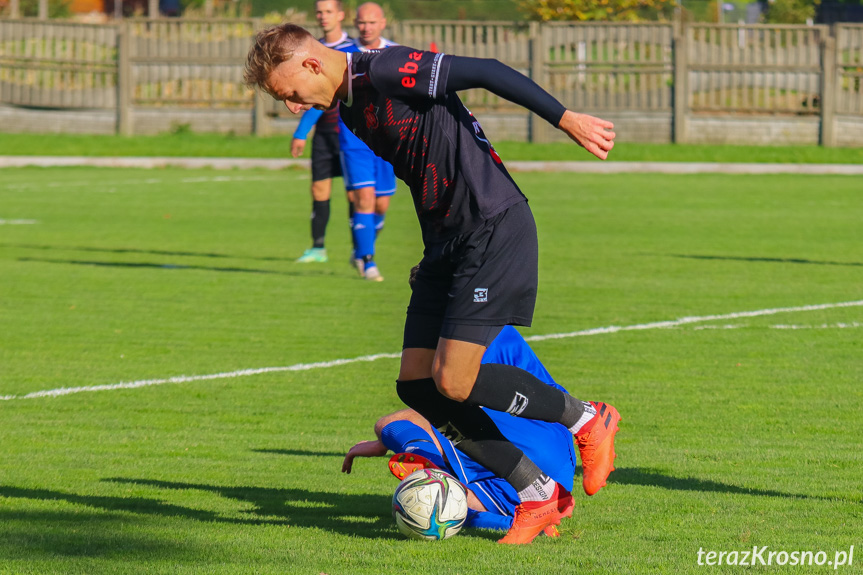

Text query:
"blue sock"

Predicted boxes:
[[374, 213, 385, 237], [352, 212, 376, 261], [380, 420, 446, 469], [464, 509, 514, 531]]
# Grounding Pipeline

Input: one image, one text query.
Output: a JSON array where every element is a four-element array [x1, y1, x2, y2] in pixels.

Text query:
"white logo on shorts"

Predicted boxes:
[[474, 288, 488, 303]]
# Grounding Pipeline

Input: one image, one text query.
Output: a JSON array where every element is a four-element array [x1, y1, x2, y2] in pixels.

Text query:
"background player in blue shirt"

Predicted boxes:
[[342, 325, 579, 535], [339, 2, 397, 281], [245, 25, 619, 544]]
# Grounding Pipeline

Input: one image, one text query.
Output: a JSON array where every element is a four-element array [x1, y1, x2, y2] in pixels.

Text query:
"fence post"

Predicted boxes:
[[528, 21, 546, 143], [820, 32, 837, 147], [253, 89, 270, 136], [9, 0, 20, 17], [673, 22, 689, 144], [116, 21, 132, 136]]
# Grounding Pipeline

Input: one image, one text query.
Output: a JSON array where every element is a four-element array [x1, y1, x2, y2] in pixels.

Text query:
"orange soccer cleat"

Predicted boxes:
[[541, 485, 574, 537], [498, 483, 567, 545], [388, 452, 438, 480], [575, 401, 621, 496]]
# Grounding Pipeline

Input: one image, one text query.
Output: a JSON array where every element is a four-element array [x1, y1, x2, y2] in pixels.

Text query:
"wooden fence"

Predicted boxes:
[[1, 18, 861, 144]]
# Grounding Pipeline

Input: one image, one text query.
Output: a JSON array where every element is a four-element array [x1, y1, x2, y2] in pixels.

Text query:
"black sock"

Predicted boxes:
[[396, 378, 543, 491], [466, 363, 586, 429], [311, 200, 330, 249]]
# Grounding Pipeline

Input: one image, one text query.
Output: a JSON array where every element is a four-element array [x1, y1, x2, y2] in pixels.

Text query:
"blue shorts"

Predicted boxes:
[[340, 147, 397, 195], [338, 125, 396, 195]]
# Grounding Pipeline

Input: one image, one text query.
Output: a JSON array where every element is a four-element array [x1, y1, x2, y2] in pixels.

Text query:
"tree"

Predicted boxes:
[[765, 0, 818, 23], [518, 0, 677, 21]]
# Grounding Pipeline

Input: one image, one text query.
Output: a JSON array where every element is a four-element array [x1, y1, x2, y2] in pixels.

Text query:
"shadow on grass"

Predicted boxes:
[[252, 448, 345, 457], [2, 242, 296, 263], [16, 257, 336, 278], [0, 481, 399, 539], [669, 253, 863, 268], [608, 467, 856, 502], [0, 509, 202, 560]]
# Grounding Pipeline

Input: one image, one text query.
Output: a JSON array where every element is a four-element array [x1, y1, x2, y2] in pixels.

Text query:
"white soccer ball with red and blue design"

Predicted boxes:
[[392, 468, 468, 540]]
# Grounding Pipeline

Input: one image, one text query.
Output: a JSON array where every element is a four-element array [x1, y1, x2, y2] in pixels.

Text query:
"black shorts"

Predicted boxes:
[[310, 130, 342, 182], [403, 200, 538, 349]]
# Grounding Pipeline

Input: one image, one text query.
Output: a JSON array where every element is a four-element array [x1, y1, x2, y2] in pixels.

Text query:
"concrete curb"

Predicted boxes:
[[1, 156, 862, 175]]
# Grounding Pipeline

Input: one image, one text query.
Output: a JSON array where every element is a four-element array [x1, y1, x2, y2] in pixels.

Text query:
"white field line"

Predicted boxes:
[[3, 156, 863, 175], [522, 300, 863, 342], [1, 175, 282, 191], [0, 219, 38, 225], [2, 299, 862, 402]]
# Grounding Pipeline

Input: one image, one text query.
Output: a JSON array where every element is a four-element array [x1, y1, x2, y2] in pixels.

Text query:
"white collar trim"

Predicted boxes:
[[344, 52, 354, 107], [322, 31, 348, 48]]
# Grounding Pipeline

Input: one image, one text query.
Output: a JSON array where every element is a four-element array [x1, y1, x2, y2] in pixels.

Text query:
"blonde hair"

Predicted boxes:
[[244, 24, 315, 89]]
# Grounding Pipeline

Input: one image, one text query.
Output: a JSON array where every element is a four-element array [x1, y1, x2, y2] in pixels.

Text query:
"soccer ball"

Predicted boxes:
[[392, 468, 468, 540]]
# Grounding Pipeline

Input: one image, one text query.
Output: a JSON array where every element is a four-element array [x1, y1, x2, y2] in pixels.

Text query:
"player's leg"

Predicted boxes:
[[310, 177, 332, 244], [297, 131, 339, 263], [340, 146, 381, 280], [374, 195, 390, 237], [372, 156, 396, 238], [351, 185, 382, 281], [396, 252, 566, 544], [346, 190, 357, 262], [432, 201, 619, 496]]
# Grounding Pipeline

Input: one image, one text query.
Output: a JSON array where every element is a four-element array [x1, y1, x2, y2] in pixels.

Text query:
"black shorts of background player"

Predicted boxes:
[[245, 25, 620, 545]]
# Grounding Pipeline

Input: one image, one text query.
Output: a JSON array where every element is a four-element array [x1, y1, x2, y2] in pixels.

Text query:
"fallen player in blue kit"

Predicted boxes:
[[342, 326, 618, 534]]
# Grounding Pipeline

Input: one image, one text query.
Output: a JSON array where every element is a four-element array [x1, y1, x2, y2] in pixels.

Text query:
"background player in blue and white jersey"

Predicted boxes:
[[245, 25, 619, 544], [293, 2, 397, 281], [338, 2, 397, 281], [342, 325, 579, 535], [291, 0, 355, 264]]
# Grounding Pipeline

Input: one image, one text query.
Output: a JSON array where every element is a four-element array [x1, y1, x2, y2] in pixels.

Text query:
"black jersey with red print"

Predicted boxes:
[[339, 47, 526, 243], [316, 108, 341, 134]]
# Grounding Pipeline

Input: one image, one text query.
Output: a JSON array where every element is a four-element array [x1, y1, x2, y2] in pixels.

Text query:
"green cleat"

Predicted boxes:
[[296, 248, 328, 263]]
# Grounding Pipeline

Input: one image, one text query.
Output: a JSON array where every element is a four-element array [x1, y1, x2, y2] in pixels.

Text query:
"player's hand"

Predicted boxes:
[[558, 111, 615, 160], [290, 138, 306, 158], [342, 440, 388, 473]]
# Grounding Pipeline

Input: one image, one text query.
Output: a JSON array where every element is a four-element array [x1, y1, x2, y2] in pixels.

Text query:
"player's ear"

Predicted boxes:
[[302, 57, 323, 75]]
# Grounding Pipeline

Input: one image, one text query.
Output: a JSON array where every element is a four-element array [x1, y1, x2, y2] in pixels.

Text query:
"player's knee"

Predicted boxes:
[[353, 187, 376, 211], [431, 368, 472, 402], [373, 413, 399, 438]]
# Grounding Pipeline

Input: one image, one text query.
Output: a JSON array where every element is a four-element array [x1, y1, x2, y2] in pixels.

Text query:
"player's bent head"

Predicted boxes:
[[244, 24, 316, 90]]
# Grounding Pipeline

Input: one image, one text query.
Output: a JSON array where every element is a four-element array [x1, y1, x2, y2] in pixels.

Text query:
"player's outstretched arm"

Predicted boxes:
[[445, 57, 615, 160], [341, 439, 388, 473]]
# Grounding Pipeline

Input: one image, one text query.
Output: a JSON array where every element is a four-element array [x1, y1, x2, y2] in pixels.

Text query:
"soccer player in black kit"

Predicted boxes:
[[245, 24, 621, 545]]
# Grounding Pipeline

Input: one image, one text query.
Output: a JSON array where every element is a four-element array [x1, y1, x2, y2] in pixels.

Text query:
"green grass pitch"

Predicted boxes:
[[0, 166, 861, 574]]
